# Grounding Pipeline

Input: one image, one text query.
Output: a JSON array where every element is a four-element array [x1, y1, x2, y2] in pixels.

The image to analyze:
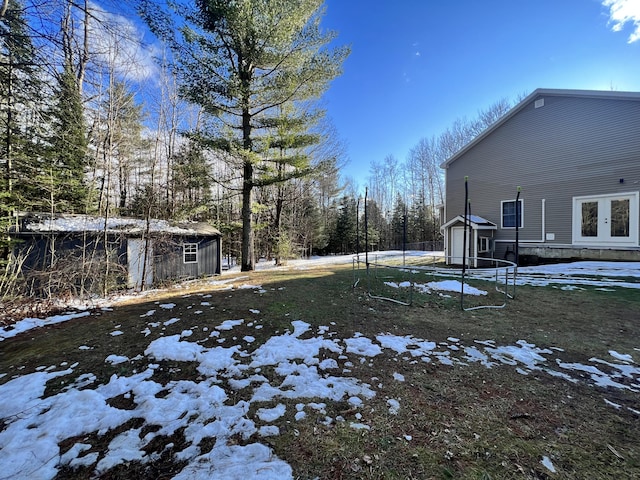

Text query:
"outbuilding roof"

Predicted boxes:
[[15, 214, 221, 237], [440, 214, 497, 231]]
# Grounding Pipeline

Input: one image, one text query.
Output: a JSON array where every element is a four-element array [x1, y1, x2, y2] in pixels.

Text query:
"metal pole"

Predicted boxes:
[[356, 196, 360, 261], [461, 176, 468, 309], [364, 187, 369, 272], [515, 186, 521, 266], [468, 198, 473, 267], [402, 206, 407, 266]]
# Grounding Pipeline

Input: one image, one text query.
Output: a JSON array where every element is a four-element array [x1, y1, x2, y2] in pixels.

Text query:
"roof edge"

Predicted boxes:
[[440, 88, 640, 169], [15, 213, 222, 237], [440, 214, 497, 230]]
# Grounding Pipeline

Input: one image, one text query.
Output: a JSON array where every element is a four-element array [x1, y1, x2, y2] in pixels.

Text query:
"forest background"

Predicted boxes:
[[1, 0, 512, 299]]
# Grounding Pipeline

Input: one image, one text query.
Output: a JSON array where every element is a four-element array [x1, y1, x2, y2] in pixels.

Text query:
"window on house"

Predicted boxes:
[[501, 199, 523, 229], [478, 236, 490, 253], [611, 199, 630, 237], [183, 243, 198, 263], [581, 201, 598, 237]]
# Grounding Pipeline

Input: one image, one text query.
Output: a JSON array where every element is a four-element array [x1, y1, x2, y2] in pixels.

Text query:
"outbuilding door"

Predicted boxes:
[[451, 226, 472, 266], [128, 238, 153, 289]]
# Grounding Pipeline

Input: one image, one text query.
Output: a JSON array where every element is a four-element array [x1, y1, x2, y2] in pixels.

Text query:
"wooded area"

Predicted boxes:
[[1, 0, 511, 301]]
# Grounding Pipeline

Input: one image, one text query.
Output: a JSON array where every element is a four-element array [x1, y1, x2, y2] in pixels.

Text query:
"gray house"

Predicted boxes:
[[12, 214, 222, 294], [440, 88, 640, 265]]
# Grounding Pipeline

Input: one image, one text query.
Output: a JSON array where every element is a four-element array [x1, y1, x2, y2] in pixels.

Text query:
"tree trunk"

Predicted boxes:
[[274, 188, 284, 266], [241, 160, 254, 271], [240, 87, 254, 271], [119, 163, 127, 210], [273, 162, 285, 266], [78, 0, 89, 93], [5, 52, 12, 195]]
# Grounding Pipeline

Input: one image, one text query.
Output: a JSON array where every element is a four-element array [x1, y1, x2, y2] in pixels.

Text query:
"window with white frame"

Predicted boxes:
[[183, 243, 198, 263], [501, 199, 523, 229], [478, 236, 490, 253]]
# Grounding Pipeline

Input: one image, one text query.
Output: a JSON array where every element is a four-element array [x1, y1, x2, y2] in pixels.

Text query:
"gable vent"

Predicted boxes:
[[534, 98, 545, 109]]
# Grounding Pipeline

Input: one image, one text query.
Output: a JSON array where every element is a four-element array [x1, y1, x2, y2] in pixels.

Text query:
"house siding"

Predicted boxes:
[[444, 92, 640, 261]]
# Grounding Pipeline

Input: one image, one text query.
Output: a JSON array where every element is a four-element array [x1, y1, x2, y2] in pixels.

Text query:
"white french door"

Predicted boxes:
[[572, 192, 639, 246]]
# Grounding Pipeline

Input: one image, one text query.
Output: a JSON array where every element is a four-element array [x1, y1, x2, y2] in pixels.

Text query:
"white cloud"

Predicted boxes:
[[603, 0, 640, 43], [88, 2, 160, 82]]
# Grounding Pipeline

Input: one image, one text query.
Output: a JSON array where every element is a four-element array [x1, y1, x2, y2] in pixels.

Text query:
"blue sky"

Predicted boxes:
[[96, 0, 640, 187], [319, 0, 640, 185]]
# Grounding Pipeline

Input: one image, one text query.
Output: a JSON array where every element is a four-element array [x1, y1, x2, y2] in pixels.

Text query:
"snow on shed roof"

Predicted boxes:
[[441, 214, 497, 230], [466, 214, 495, 225], [20, 214, 221, 237]]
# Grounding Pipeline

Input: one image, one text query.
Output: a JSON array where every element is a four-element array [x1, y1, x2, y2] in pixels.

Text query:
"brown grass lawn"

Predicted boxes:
[[1, 263, 639, 479]]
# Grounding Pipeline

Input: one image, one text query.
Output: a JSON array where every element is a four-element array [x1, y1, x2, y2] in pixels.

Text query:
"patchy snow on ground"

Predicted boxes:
[[0, 311, 90, 341], [1, 314, 639, 479], [3, 254, 639, 342], [469, 259, 640, 290], [541, 455, 557, 473], [1, 254, 639, 478], [385, 279, 488, 296]]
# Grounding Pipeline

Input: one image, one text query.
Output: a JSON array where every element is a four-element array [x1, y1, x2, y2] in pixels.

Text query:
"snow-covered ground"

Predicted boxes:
[[1, 254, 639, 479], [249, 250, 640, 290], [470, 259, 640, 290], [245, 250, 640, 289]]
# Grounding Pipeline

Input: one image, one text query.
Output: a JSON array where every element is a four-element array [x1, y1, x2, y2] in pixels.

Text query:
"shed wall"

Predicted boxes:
[[15, 233, 128, 295], [153, 236, 221, 283]]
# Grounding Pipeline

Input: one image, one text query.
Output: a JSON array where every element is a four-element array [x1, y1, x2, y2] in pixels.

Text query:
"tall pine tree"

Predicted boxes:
[[139, 0, 349, 270], [258, 105, 321, 265], [92, 80, 146, 216], [170, 140, 213, 220], [1, 0, 44, 263], [44, 61, 90, 213]]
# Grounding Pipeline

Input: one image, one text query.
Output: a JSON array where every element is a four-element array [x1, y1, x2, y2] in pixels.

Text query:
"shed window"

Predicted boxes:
[[501, 199, 523, 229], [478, 236, 490, 253], [183, 243, 198, 263]]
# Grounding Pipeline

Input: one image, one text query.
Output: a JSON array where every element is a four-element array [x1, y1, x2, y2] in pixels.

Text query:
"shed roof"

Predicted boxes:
[[441, 214, 497, 230], [440, 88, 640, 169], [16, 214, 222, 237]]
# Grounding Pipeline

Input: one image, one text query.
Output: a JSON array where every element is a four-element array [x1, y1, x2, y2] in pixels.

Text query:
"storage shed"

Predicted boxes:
[[441, 215, 497, 267], [11, 214, 222, 294]]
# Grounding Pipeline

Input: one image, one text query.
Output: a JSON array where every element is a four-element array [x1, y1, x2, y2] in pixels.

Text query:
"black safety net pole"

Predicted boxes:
[[467, 198, 473, 264], [364, 187, 369, 273], [515, 186, 521, 266], [402, 205, 407, 266], [356, 196, 360, 260], [461, 176, 469, 309]]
